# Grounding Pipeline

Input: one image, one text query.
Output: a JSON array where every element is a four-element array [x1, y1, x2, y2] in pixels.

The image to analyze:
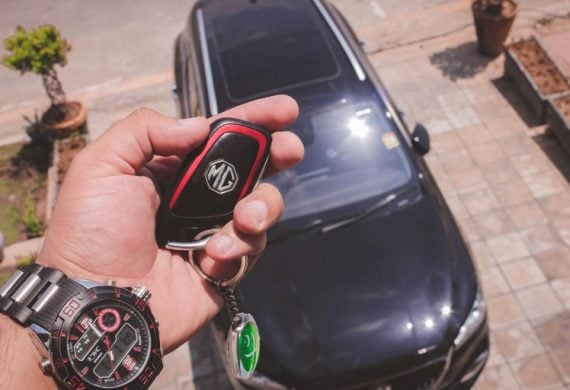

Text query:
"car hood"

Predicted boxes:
[[237, 190, 472, 387]]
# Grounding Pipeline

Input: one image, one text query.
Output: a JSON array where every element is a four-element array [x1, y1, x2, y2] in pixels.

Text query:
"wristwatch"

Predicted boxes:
[[0, 264, 163, 389]]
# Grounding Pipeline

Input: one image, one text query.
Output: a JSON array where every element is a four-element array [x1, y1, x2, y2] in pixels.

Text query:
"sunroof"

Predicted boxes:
[[205, 0, 341, 100]]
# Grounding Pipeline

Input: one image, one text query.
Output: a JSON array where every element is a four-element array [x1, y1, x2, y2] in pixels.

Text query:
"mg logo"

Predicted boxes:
[[205, 159, 239, 194]]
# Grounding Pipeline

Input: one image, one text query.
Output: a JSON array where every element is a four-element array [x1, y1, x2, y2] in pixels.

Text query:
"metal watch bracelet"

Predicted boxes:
[[0, 264, 86, 331]]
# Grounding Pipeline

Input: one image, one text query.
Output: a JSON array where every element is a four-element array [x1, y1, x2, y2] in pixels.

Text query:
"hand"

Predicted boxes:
[[37, 95, 303, 353]]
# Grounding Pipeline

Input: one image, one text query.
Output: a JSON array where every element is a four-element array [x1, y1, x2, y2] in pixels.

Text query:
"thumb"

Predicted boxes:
[[82, 108, 210, 176]]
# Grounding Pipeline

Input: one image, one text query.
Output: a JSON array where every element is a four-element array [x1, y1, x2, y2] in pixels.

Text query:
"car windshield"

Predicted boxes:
[[266, 98, 415, 221]]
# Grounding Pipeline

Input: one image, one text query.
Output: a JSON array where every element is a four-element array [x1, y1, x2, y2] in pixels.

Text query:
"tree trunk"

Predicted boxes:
[[41, 68, 67, 106]]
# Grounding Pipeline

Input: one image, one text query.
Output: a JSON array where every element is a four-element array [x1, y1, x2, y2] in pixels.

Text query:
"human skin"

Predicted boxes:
[[0, 95, 304, 389]]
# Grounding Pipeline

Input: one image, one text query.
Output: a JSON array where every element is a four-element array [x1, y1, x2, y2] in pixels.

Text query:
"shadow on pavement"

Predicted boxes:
[[491, 77, 542, 128], [490, 78, 570, 181], [429, 41, 494, 81]]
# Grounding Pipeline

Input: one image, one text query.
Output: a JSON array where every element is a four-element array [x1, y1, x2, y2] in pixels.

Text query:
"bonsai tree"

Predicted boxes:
[[2, 25, 85, 137], [2, 25, 71, 109]]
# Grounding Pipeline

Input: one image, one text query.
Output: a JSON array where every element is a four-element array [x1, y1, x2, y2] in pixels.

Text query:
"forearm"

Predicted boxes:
[[0, 315, 57, 389]]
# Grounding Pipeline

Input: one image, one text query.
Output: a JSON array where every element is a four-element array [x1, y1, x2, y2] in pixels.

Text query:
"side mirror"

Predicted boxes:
[[412, 124, 430, 155]]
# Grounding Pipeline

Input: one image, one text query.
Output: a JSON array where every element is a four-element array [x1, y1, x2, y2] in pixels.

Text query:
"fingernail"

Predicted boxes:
[[211, 234, 234, 255], [178, 117, 202, 126], [246, 200, 268, 226]]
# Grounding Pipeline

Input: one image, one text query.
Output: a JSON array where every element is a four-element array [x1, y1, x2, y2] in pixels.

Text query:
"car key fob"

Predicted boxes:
[[156, 118, 272, 248]]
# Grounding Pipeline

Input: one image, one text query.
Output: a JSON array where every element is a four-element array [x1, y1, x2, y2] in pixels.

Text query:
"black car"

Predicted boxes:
[[173, 0, 489, 388]]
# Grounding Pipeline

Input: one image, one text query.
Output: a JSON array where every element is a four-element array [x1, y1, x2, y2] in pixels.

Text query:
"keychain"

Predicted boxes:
[[155, 118, 271, 379], [187, 231, 260, 379]]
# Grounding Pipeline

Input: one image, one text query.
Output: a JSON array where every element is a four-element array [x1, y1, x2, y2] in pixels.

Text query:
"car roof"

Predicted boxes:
[[195, 0, 371, 114]]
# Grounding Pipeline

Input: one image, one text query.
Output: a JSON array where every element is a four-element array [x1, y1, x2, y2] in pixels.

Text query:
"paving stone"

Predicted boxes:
[[439, 148, 475, 174], [500, 257, 547, 290], [509, 152, 555, 178], [444, 194, 469, 220], [460, 186, 501, 216], [532, 312, 570, 352], [448, 167, 487, 194], [551, 217, 570, 246], [419, 116, 455, 134], [534, 248, 570, 281], [487, 294, 525, 330], [480, 265, 511, 297], [550, 347, 570, 383], [499, 135, 540, 158], [473, 210, 516, 239], [506, 201, 548, 229], [519, 223, 564, 255], [432, 171, 456, 196], [436, 91, 469, 110], [487, 233, 531, 263], [487, 333, 507, 367], [473, 100, 512, 125], [491, 178, 535, 208], [522, 171, 567, 199], [486, 117, 526, 141], [510, 353, 564, 389], [424, 153, 446, 176], [538, 192, 570, 220], [462, 82, 505, 105], [429, 131, 464, 154], [469, 142, 507, 165], [468, 240, 496, 269], [456, 124, 494, 147], [445, 105, 483, 129], [551, 278, 570, 310], [475, 364, 520, 390], [152, 344, 194, 389], [458, 217, 483, 243], [493, 321, 544, 363], [479, 159, 519, 186], [515, 283, 564, 320]]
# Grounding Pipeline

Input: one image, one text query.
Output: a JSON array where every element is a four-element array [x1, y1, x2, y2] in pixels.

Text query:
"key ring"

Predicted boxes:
[[183, 229, 249, 288]]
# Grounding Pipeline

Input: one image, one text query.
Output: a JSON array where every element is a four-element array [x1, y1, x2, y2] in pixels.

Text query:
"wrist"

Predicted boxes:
[[0, 314, 57, 389]]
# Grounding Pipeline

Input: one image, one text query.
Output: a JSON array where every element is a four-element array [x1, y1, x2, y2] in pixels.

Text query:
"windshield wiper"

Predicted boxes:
[[321, 187, 415, 233], [270, 186, 417, 242]]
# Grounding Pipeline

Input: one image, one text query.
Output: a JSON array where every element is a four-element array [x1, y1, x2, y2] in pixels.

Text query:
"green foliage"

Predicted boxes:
[[22, 196, 44, 237], [2, 25, 71, 75]]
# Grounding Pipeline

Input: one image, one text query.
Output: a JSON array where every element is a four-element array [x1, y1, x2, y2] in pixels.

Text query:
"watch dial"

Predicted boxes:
[[66, 300, 151, 388]]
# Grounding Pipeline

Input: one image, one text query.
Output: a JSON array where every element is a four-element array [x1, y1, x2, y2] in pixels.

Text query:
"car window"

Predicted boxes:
[[266, 98, 414, 221], [206, 0, 341, 101]]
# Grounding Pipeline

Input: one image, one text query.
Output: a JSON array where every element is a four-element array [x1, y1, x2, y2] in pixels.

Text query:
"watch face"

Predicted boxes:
[[50, 287, 162, 389]]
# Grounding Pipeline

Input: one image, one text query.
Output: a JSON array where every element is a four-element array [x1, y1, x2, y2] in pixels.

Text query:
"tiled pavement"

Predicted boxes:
[[371, 25, 570, 389]]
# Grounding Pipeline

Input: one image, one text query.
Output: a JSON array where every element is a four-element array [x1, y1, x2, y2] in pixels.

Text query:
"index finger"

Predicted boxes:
[[211, 95, 304, 174], [210, 94, 299, 131]]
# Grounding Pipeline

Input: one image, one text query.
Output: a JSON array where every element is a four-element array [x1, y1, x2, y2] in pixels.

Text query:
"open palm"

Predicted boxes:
[[37, 95, 303, 353]]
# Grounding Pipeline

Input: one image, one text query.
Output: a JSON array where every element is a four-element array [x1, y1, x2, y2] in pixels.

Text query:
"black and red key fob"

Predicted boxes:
[[156, 118, 272, 248]]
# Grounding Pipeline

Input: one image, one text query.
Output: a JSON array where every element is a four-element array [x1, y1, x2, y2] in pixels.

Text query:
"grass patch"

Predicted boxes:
[[0, 142, 48, 245]]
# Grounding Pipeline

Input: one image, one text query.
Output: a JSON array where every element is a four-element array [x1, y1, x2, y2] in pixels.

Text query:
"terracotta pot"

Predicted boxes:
[[42, 101, 87, 139], [472, 0, 518, 56]]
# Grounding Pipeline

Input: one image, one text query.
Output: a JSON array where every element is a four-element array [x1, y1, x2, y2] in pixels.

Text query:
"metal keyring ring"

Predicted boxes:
[[188, 229, 249, 288]]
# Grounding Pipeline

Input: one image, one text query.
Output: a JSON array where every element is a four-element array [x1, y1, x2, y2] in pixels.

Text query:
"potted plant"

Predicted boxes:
[[472, 0, 518, 56], [2, 25, 86, 139]]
